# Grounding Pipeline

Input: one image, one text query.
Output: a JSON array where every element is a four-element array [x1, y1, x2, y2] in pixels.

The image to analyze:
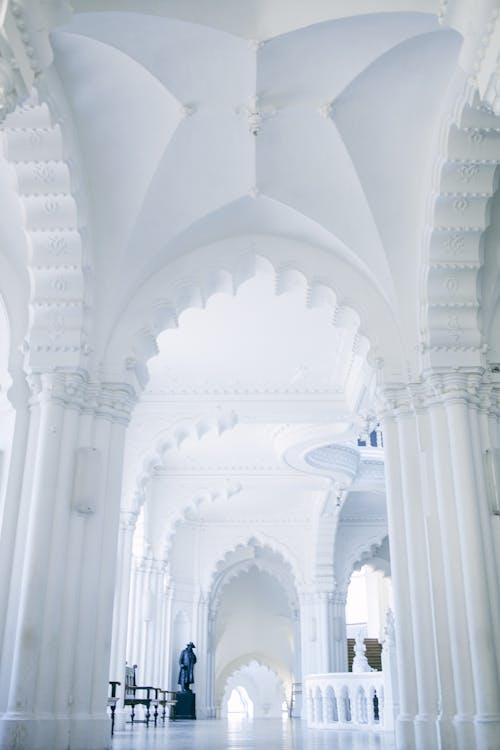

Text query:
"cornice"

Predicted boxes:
[[377, 368, 500, 417], [26, 369, 137, 423]]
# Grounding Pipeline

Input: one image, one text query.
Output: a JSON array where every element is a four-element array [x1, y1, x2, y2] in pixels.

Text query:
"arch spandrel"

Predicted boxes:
[[102, 235, 408, 392]]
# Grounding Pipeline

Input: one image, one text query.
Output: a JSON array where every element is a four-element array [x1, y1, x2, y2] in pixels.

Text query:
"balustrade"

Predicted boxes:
[[305, 672, 386, 730]]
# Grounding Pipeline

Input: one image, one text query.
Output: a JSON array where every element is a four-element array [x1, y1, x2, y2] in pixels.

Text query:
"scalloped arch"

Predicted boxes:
[[102, 235, 406, 387], [206, 535, 303, 605], [129, 409, 238, 509], [160, 478, 243, 562], [218, 659, 288, 708], [339, 532, 390, 592], [421, 91, 500, 369]]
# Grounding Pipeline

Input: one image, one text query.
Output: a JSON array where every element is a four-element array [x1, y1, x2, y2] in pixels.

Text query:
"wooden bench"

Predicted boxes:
[[107, 680, 121, 734], [123, 664, 159, 726], [158, 689, 177, 721]]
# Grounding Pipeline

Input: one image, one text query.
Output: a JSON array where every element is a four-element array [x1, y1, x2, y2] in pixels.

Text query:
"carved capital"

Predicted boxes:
[[119, 509, 139, 532], [26, 369, 137, 422]]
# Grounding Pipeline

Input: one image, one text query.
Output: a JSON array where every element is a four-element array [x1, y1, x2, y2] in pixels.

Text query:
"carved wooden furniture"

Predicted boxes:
[[123, 664, 159, 726], [107, 680, 121, 735], [158, 689, 177, 722]]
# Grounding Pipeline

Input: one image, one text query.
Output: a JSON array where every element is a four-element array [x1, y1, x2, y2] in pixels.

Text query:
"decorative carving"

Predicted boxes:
[[452, 196, 469, 214], [443, 232, 465, 254], [3, 88, 89, 370], [0, 59, 17, 120], [382, 608, 396, 649], [424, 100, 500, 365], [458, 163, 480, 182], [238, 96, 277, 136], [0, 1, 72, 122]]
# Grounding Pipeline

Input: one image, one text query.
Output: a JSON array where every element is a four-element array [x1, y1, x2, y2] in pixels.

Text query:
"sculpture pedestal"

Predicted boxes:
[[175, 691, 196, 719]]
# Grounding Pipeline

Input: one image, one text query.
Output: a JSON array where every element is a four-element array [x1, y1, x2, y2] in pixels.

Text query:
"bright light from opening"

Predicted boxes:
[[227, 686, 254, 719]]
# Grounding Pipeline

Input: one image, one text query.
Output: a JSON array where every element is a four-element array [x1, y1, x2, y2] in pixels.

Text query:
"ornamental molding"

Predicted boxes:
[[440, 0, 500, 113], [207, 534, 303, 598], [119, 509, 139, 532], [377, 368, 500, 417], [422, 92, 500, 370], [26, 368, 136, 424], [103, 239, 383, 389], [128, 409, 239, 509], [209, 556, 299, 614], [161, 478, 244, 559], [134, 556, 168, 575], [2, 85, 90, 371], [336, 531, 390, 592], [0, 0, 71, 122]]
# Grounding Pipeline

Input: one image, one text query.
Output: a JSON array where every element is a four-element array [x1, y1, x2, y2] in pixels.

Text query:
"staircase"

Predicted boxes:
[[347, 638, 382, 672]]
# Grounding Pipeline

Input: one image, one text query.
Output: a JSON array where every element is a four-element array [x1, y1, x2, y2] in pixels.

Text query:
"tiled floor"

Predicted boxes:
[[111, 718, 397, 750]]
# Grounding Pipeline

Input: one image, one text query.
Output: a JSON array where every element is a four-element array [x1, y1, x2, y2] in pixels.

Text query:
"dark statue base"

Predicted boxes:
[[175, 691, 196, 719]]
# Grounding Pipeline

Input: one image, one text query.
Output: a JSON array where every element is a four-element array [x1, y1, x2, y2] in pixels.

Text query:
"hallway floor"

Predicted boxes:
[[111, 718, 397, 749]]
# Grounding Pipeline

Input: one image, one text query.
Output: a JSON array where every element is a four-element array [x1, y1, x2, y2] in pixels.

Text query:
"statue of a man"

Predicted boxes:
[[178, 642, 197, 692]]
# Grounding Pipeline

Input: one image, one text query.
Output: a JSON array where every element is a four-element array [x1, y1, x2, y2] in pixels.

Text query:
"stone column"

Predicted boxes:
[[425, 387, 475, 750], [291, 607, 302, 717], [379, 393, 418, 750], [381, 609, 399, 731], [441, 373, 500, 750], [315, 591, 335, 673], [397, 404, 440, 750], [299, 592, 321, 677], [195, 589, 210, 717], [160, 583, 174, 691], [109, 509, 138, 685], [0, 371, 136, 750], [331, 591, 348, 673], [0, 373, 31, 709], [205, 608, 217, 718]]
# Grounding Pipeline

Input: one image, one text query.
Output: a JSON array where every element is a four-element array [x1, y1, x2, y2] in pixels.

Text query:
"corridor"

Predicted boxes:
[[111, 718, 397, 750]]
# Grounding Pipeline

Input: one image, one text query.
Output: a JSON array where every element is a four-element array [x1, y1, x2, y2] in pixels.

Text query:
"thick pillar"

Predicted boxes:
[[397, 407, 440, 749], [331, 592, 348, 673], [205, 608, 217, 718], [379, 397, 418, 750], [315, 591, 334, 673], [195, 590, 210, 718], [426, 391, 475, 750], [441, 374, 500, 750], [380, 372, 500, 750], [0, 374, 31, 708], [109, 509, 138, 684], [0, 371, 135, 750]]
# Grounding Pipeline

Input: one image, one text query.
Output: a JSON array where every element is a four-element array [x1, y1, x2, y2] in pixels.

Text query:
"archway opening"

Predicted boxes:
[[346, 563, 393, 641], [227, 686, 254, 719]]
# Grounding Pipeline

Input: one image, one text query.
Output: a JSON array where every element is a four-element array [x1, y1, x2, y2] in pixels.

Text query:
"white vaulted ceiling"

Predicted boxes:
[[41, 1, 465, 578], [51, 3, 461, 349]]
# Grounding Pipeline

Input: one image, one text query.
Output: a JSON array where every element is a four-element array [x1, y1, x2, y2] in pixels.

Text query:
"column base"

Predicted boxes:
[[414, 714, 439, 750], [395, 715, 416, 750], [474, 715, 500, 750], [452, 714, 475, 750], [0, 715, 111, 750]]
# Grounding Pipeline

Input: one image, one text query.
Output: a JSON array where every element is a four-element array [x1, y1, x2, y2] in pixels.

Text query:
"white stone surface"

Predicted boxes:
[[0, 3, 499, 749]]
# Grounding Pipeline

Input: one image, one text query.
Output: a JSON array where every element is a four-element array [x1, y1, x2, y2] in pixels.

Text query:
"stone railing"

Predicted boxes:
[[305, 672, 386, 730]]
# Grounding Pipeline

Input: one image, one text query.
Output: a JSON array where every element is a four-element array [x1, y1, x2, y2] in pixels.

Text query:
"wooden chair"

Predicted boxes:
[[123, 664, 159, 726], [158, 689, 177, 721], [107, 680, 121, 734]]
